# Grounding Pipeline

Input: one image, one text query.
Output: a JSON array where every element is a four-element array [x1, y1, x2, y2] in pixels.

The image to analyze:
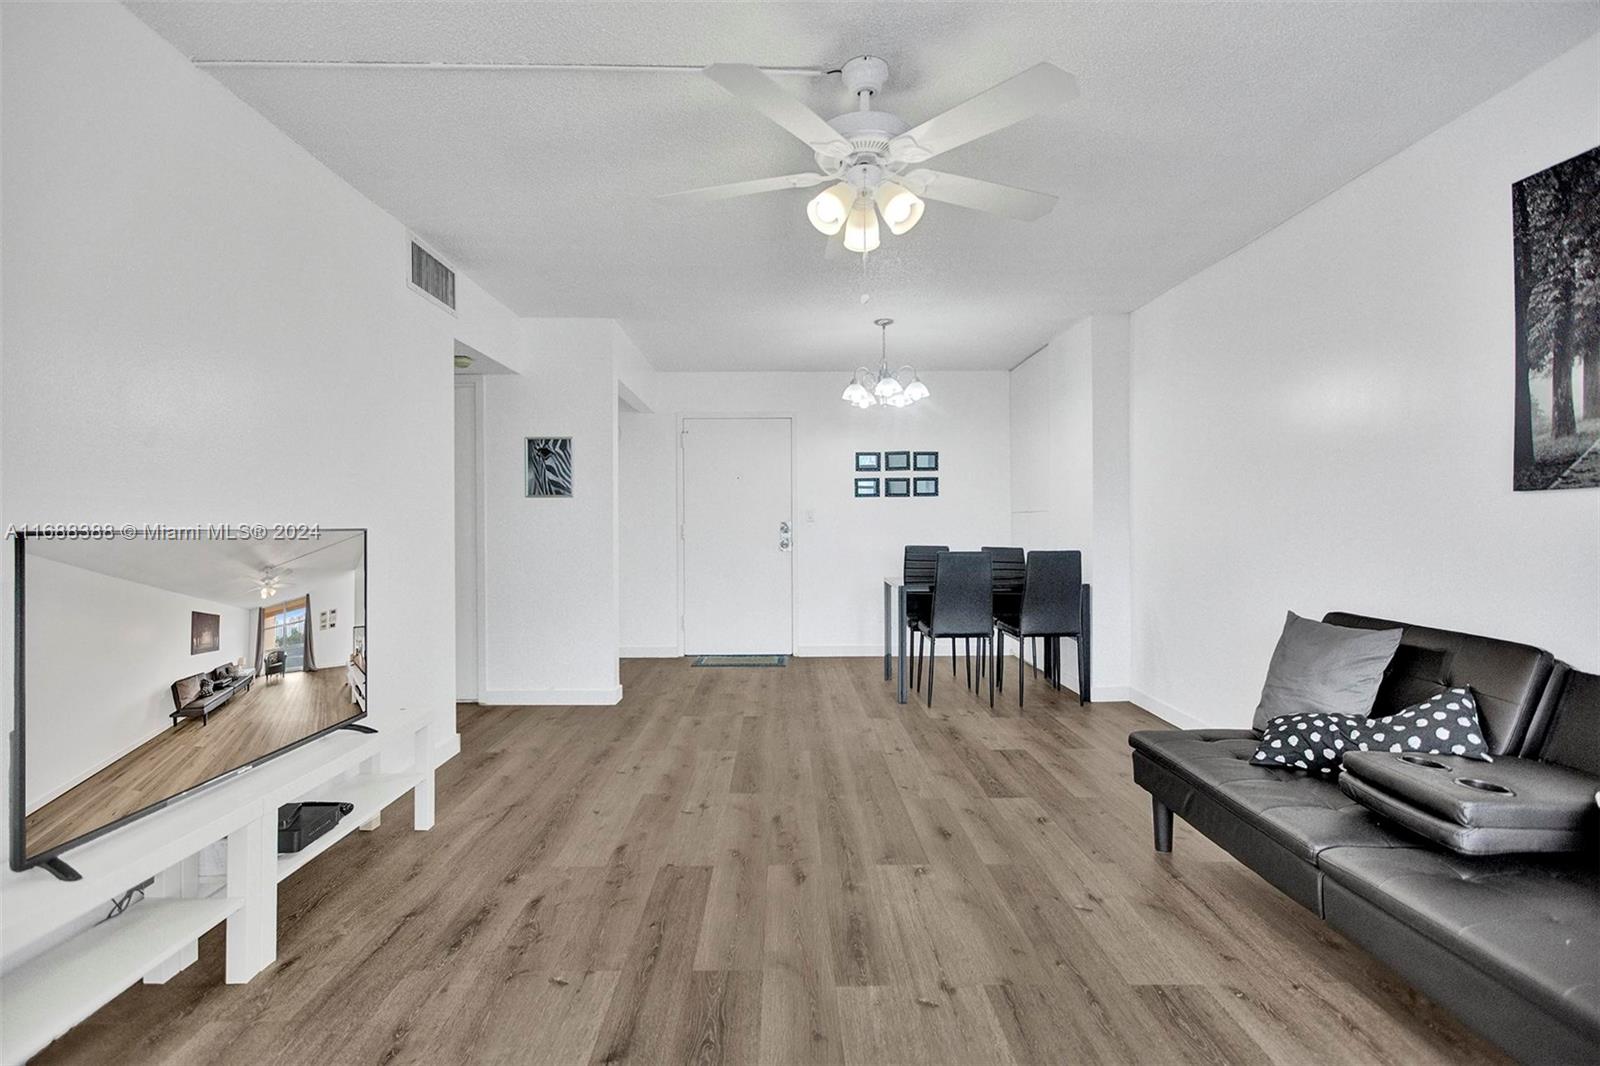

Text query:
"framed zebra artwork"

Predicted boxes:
[[526, 437, 574, 497]]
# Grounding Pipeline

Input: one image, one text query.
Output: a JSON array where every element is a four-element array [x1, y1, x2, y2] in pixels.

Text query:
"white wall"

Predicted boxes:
[[1, 1, 520, 794], [1128, 35, 1600, 729], [477, 319, 625, 703], [278, 570, 356, 670], [1008, 316, 1134, 697], [23, 558, 251, 809], [619, 372, 1013, 657]]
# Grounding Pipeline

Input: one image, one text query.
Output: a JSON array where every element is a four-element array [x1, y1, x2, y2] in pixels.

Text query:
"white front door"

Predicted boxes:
[[681, 417, 794, 655]]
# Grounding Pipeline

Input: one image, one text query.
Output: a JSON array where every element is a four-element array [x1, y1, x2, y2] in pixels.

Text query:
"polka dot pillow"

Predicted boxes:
[[1345, 687, 1491, 761], [1250, 713, 1351, 774]]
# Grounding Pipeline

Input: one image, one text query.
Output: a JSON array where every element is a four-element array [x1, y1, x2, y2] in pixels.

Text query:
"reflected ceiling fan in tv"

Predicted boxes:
[[10, 527, 369, 881]]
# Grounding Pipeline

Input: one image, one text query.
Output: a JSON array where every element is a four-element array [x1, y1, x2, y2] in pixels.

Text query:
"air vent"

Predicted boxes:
[[409, 239, 456, 311]]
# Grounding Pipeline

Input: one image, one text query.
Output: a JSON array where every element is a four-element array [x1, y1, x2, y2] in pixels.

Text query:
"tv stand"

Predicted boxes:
[[0, 718, 438, 1064], [338, 722, 378, 735]]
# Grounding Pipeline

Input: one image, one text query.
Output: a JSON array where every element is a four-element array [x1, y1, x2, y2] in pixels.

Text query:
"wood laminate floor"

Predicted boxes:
[[39, 657, 1506, 1065], [26, 668, 357, 858]]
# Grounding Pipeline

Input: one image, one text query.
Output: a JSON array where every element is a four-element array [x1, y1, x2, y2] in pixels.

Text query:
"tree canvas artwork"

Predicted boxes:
[[1514, 145, 1600, 491], [190, 611, 220, 655]]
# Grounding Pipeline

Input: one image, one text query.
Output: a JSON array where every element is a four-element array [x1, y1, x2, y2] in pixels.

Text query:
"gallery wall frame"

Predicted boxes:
[[884, 451, 911, 471], [855, 452, 881, 472], [854, 477, 880, 498], [912, 451, 940, 471], [913, 477, 940, 497], [885, 477, 911, 497]]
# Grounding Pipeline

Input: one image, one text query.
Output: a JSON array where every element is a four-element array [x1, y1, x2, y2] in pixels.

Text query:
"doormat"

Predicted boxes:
[[692, 655, 789, 668]]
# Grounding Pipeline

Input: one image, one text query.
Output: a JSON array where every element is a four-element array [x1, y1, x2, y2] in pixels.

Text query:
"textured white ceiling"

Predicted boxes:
[[127, 2, 1599, 371], [28, 531, 366, 608]]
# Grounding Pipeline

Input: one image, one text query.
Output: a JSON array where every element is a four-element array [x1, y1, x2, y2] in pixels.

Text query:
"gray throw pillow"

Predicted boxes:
[[1252, 611, 1404, 731]]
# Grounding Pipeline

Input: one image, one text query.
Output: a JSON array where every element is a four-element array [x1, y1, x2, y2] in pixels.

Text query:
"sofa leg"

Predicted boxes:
[[1152, 798, 1173, 853]]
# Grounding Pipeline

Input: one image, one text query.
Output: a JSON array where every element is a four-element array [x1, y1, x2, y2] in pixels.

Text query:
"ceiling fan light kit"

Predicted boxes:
[[806, 182, 853, 234], [666, 54, 1077, 257], [253, 565, 291, 599], [843, 197, 881, 253], [843, 319, 928, 411], [874, 181, 925, 235]]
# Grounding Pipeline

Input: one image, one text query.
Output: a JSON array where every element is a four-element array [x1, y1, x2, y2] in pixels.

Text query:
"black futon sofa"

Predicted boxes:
[[170, 664, 253, 726], [1129, 613, 1599, 1064]]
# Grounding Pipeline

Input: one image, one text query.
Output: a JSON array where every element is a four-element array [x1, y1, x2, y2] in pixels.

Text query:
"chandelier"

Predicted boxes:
[[841, 319, 929, 409]]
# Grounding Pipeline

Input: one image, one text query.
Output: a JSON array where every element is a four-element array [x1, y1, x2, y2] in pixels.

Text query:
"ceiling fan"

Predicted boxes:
[[660, 55, 1077, 253], [252, 564, 291, 600]]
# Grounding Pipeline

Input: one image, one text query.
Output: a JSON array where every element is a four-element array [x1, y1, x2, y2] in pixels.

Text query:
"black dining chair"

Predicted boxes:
[[903, 544, 946, 676], [982, 546, 1026, 687], [994, 550, 1091, 706], [915, 551, 994, 708]]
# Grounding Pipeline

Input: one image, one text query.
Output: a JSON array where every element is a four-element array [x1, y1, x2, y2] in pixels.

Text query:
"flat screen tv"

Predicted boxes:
[[10, 527, 368, 879]]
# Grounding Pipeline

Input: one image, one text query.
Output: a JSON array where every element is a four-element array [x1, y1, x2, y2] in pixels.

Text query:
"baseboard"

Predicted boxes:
[[26, 717, 171, 810], [479, 686, 624, 706], [1128, 688, 1212, 731], [1092, 685, 1133, 703], [795, 644, 884, 657], [620, 645, 681, 658]]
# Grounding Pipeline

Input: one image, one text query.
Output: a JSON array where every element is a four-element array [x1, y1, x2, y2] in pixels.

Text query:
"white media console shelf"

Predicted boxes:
[[0, 717, 436, 1065]]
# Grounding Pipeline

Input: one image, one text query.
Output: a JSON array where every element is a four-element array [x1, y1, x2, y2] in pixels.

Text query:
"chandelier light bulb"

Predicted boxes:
[[806, 182, 853, 236], [873, 374, 904, 399], [903, 376, 930, 402], [874, 182, 925, 235]]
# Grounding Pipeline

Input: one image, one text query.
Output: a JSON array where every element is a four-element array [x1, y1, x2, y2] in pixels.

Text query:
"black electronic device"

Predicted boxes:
[[277, 801, 355, 854]]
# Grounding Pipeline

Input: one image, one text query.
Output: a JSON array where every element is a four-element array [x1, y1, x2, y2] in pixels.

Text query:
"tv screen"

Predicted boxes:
[[11, 527, 367, 873]]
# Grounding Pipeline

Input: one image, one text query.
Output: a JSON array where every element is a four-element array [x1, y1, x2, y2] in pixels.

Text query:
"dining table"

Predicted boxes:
[[882, 574, 932, 704]]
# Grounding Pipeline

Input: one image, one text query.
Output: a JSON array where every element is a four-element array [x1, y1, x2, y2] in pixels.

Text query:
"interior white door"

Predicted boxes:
[[453, 381, 480, 700], [682, 417, 794, 655]]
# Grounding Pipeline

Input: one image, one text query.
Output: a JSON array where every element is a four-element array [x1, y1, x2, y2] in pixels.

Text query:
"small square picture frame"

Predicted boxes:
[[912, 451, 939, 471], [884, 450, 911, 471], [913, 477, 940, 497], [854, 477, 881, 498], [855, 451, 882, 472], [884, 477, 911, 497]]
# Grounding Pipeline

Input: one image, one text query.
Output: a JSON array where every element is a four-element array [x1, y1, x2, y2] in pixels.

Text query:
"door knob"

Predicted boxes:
[[778, 520, 791, 535]]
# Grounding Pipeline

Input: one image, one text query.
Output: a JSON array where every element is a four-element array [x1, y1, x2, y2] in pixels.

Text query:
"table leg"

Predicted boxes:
[[897, 586, 908, 704], [883, 581, 892, 682]]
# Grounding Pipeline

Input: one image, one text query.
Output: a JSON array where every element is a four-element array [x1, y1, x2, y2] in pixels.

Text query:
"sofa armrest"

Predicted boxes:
[[1340, 752, 1600, 855]]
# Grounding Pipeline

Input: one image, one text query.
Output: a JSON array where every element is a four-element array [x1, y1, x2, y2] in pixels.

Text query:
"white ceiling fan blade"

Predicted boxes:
[[703, 64, 852, 159], [889, 62, 1077, 164], [903, 169, 1058, 221], [659, 172, 831, 204]]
